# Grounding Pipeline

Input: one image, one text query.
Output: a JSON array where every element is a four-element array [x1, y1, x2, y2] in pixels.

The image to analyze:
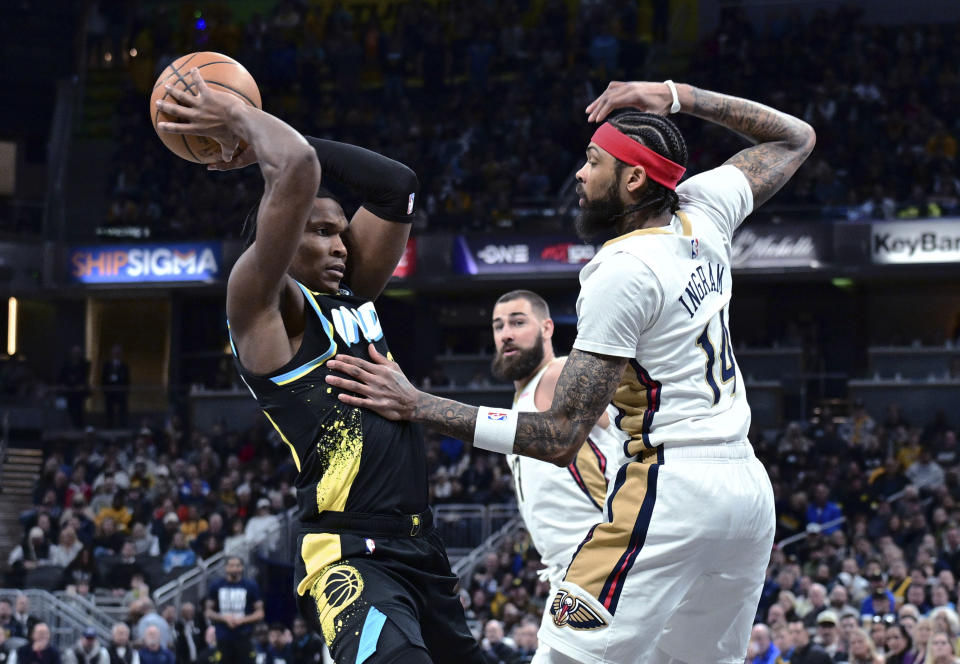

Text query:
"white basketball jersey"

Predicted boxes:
[[573, 165, 754, 457], [506, 357, 625, 585]]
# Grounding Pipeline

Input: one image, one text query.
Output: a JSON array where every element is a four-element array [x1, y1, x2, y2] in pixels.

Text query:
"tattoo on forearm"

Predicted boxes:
[[414, 395, 478, 441], [413, 351, 626, 464], [513, 351, 626, 464], [690, 87, 815, 207]]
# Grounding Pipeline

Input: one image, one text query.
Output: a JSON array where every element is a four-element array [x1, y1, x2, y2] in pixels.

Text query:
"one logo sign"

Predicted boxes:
[[68, 243, 222, 284], [690, 237, 700, 259], [364, 538, 376, 555], [550, 590, 608, 630], [487, 412, 509, 421], [407, 192, 416, 215]]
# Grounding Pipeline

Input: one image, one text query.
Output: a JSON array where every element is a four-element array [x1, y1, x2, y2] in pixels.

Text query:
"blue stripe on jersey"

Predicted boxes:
[[356, 606, 387, 664]]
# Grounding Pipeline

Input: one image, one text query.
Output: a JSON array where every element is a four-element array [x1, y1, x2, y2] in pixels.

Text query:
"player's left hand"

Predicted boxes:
[[586, 81, 675, 123], [325, 345, 420, 421], [156, 67, 242, 162]]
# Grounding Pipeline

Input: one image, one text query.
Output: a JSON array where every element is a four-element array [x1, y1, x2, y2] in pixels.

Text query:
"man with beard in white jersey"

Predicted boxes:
[[491, 289, 625, 663], [326, 79, 815, 663]]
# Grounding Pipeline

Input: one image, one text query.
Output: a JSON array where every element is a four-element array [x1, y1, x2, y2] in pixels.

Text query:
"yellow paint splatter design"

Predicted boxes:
[[315, 406, 364, 513]]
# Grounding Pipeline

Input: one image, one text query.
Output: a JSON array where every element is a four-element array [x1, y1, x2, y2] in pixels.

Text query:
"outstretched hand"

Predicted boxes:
[[325, 345, 421, 421], [586, 81, 675, 123], [156, 67, 243, 162]]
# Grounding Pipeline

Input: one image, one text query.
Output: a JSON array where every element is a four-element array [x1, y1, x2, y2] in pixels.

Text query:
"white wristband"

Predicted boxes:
[[473, 406, 519, 455], [664, 79, 681, 114]]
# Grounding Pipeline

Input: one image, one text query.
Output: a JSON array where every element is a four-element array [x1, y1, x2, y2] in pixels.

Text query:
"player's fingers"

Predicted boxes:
[[189, 67, 209, 95], [366, 344, 396, 367], [155, 98, 193, 119], [325, 366, 377, 390], [163, 83, 197, 105], [156, 121, 195, 135], [336, 392, 371, 408]]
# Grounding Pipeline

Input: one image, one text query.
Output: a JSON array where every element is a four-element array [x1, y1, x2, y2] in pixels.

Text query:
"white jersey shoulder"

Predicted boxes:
[[573, 165, 755, 456], [506, 357, 624, 585]]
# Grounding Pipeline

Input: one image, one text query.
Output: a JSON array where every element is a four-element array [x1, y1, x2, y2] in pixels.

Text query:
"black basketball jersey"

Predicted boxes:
[[230, 280, 428, 523]]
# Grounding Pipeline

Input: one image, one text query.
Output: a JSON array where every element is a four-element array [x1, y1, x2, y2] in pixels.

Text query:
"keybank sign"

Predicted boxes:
[[69, 243, 222, 283], [871, 220, 960, 264]]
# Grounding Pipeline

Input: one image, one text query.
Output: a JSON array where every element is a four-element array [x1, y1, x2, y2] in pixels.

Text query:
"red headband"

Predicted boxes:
[[590, 122, 686, 190]]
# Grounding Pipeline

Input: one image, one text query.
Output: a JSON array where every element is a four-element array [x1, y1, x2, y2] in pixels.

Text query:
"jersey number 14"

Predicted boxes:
[[695, 307, 737, 405]]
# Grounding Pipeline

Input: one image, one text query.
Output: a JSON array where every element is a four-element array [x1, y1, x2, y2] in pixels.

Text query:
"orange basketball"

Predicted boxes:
[[149, 52, 261, 164]]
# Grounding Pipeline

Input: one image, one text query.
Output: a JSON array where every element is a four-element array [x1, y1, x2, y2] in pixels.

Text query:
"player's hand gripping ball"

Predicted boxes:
[[149, 52, 261, 163]]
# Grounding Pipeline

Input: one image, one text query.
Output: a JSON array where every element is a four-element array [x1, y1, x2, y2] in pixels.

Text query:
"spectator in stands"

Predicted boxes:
[[807, 484, 844, 536], [508, 619, 537, 664], [13, 622, 58, 664], [101, 345, 130, 429], [481, 619, 515, 664], [63, 627, 108, 664], [242, 499, 277, 550], [178, 506, 208, 544], [49, 527, 82, 568], [105, 622, 137, 664], [829, 585, 858, 618], [908, 617, 932, 664], [95, 492, 132, 534], [89, 475, 118, 515], [6, 528, 51, 586], [136, 626, 173, 664], [748, 623, 780, 664], [134, 601, 171, 651], [107, 542, 146, 591], [802, 584, 830, 628], [154, 513, 180, 555], [263, 623, 291, 664], [907, 448, 946, 493], [173, 603, 204, 664], [58, 345, 91, 429], [787, 618, 833, 664], [61, 547, 99, 595], [884, 623, 912, 664], [848, 627, 884, 664], [161, 532, 196, 574], [9, 596, 36, 644], [288, 617, 323, 664], [929, 630, 960, 664], [195, 626, 220, 664], [205, 556, 263, 664], [815, 610, 843, 660], [129, 523, 159, 558], [0, 600, 20, 642], [870, 458, 909, 502]]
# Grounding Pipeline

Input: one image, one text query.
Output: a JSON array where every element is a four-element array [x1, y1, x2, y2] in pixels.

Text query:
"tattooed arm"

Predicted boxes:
[[325, 347, 626, 467], [585, 81, 815, 208], [682, 86, 815, 207]]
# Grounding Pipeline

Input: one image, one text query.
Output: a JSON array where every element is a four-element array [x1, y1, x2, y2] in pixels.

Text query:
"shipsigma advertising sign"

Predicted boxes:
[[69, 243, 222, 284], [871, 220, 960, 264]]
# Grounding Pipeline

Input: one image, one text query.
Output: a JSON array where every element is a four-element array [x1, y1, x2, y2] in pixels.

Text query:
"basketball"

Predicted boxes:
[[149, 52, 261, 163]]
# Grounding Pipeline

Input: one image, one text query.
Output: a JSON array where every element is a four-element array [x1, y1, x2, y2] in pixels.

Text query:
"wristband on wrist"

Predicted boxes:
[[473, 406, 519, 455], [664, 80, 681, 114]]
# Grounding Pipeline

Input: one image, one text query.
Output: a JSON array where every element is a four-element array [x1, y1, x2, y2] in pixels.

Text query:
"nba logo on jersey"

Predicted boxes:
[[365, 538, 376, 555], [691, 237, 700, 258], [407, 192, 416, 214], [487, 412, 508, 421]]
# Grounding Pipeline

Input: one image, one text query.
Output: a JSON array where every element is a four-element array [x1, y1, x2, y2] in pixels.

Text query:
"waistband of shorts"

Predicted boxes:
[[299, 508, 434, 537], [640, 440, 753, 463]]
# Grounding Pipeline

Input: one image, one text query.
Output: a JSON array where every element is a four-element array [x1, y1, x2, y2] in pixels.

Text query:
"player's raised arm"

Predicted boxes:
[[324, 346, 625, 467], [303, 138, 418, 300], [158, 68, 320, 322], [586, 81, 815, 208]]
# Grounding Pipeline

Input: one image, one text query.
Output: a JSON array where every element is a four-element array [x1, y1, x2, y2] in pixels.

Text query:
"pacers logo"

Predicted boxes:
[[550, 590, 607, 631], [311, 564, 365, 644]]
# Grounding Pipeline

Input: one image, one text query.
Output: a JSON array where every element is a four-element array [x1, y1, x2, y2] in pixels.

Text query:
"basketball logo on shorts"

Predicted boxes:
[[311, 563, 366, 646], [550, 590, 608, 630], [320, 565, 363, 609]]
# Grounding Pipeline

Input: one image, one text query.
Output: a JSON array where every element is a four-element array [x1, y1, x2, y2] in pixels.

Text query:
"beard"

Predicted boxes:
[[575, 179, 626, 241], [491, 333, 546, 382]]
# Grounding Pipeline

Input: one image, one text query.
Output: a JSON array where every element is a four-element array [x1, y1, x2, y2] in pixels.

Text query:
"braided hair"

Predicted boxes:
[[606, 110, 688, 219]]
